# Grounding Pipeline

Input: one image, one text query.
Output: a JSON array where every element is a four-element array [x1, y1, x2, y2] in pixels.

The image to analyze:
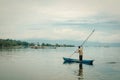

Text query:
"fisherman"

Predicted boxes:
[[75, 46, 83, 61]]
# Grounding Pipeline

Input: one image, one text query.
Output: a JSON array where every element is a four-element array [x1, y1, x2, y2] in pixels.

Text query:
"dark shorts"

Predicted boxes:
[[79, 55, 83, 61]]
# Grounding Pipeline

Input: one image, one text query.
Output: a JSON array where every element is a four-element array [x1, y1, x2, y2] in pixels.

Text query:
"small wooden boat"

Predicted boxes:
[[63, 57, 94, 65]]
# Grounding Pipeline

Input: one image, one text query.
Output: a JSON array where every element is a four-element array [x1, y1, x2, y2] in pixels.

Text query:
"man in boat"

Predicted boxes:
[[75, 46, 83, 61]]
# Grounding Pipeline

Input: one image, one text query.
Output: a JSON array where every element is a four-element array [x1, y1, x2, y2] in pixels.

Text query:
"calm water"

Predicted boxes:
[[0, 47, 120, 80]]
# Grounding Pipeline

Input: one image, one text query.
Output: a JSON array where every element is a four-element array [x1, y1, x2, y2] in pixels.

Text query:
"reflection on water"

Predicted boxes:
[[0, 47, 120, 80], [63, 62, 93, 80], [78, 63, 83, 80], [63, 61, 94, 80]]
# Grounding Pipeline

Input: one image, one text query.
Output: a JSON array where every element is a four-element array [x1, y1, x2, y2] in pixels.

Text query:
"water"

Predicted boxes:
[[0, 47, 120, 80]]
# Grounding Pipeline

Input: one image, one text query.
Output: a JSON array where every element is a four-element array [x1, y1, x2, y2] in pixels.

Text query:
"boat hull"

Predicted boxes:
[[63, 57, 94, 65]]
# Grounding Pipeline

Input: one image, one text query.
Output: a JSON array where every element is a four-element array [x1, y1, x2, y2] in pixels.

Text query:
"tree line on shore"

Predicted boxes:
[[0, 39, 29, 48], [0, 39, 74, 48]]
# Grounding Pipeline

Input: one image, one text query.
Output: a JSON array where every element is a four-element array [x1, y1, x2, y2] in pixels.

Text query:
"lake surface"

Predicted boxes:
[[0, 47, 120, 80]]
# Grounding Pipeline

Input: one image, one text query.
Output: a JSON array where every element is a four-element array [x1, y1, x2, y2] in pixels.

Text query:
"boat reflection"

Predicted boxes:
[[63, 62, 93, 80], [63, 61, 93, 65]]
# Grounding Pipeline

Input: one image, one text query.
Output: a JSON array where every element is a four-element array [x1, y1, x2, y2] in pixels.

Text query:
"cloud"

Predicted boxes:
[[1, 0, 119, 25], [0, 0, 120, 43]]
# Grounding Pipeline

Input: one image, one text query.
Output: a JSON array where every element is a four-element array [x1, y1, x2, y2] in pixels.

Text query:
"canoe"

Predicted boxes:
[[63, 57, 94, 65]]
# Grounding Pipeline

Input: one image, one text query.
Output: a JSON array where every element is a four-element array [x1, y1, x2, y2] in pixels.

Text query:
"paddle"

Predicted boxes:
[[69, 29, 95, 57]]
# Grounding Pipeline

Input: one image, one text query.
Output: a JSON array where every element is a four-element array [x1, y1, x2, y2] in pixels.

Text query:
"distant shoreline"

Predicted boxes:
[[0, 39, 75, 49], [1, 39, 120, 49]]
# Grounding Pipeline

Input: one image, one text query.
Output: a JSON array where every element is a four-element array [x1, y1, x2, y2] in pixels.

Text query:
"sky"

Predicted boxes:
[[0, 0, 120, 43]]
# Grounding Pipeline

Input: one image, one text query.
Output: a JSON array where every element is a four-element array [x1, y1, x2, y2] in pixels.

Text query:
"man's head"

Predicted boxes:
[[78, 46, 81, 48]]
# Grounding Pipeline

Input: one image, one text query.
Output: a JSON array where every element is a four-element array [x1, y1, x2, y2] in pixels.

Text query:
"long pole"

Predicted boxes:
[[69, 29, 95, 57], [80, 29, 95, 46]]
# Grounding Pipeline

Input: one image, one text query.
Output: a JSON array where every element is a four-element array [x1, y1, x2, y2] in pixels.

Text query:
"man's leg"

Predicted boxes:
[[79, 55, 83, 61]]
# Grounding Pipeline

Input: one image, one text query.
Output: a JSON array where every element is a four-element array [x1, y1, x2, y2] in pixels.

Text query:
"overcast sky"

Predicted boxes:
[[0, 0, 120, 43]]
